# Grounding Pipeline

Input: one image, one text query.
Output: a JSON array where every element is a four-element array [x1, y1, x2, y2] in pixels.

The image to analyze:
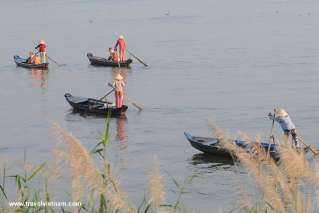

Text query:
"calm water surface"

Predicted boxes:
[[1, 0, 319, 211]]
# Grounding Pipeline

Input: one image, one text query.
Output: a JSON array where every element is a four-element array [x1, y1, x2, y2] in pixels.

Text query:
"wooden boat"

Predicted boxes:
[[64, 93, 128, 117], [87, 53, 133, 67], [184, 132, 282, 160], [14, 55, 49, 69]]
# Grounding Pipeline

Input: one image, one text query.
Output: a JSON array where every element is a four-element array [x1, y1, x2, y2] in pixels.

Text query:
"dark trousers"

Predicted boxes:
[[284, 129, 298, 145]]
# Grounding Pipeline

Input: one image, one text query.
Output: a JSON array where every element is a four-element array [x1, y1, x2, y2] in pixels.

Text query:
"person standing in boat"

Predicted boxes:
[[114, 35, 126, 62], [35, 40, 47, 63], [112, 73, 125, 108], [268, 108, 298, 146], [107, 47, 119, 62]]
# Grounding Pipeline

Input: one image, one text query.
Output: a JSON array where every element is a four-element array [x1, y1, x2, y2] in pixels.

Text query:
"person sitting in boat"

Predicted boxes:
[[35, 40, 47, 63], [114, 35, 126, 62], [26, 51, 35, 63], [268, 108, 298, 146], [107, 47, 119, 62], [27, 52, 41, 64], [112, 73, 125, 109]]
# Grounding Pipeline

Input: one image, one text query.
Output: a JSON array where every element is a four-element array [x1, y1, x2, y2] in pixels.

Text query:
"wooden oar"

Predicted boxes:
[[47, 55, 66, 67], [297, 137, 319, 156], [267, 109, 276, 158], [127, 50, 148, 67], [126, 98, 143, 111], [107, 83, 143, 111], [100, 88, 115, 101]]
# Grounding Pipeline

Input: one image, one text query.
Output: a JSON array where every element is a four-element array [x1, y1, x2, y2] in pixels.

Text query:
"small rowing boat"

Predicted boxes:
[[64, 93, 128, 117], [14, 55, 49, 69], [184, 132, 283, 160], [87, 53, 132, 67]]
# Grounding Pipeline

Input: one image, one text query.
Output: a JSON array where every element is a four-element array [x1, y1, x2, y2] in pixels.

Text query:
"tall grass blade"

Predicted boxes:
[[144, 203, 151, 213], [27, 162, 46, 181], [24, 149, 27, 182], [171, 176, 180, 190], [0, 185, 7, 200], [101, 110, 111, 146], [0, 166, 7, 200], [99, 194, 107, 212], [16, 175, 22, 190], [137, 197, 147, 213], [44, 180, 50, 213]]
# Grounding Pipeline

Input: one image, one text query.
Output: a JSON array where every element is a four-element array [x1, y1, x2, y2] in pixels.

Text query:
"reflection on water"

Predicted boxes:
[[189, 153, 234, 172], [116, 117, 126, 144], [30, 69, 49, 91], [111, 67, 128, 83], [64, 109, 88, 122]]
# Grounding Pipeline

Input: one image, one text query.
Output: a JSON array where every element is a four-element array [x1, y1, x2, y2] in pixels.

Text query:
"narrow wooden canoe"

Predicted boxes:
[[14, 55, 49, 69], [184, 132, 281, 160], [64, 93, 128, 117], [87, 53, 132, 67]]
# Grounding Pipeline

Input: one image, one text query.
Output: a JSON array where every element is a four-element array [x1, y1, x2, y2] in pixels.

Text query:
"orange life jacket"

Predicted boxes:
[[112, 52, 119, 62], [30, 56, 41, 64], [34, 56, 41, 64]]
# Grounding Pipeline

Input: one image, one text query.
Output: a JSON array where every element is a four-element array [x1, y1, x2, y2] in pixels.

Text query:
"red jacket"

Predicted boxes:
[[114, 38, 126, 51], [35, 43, 46, 52]]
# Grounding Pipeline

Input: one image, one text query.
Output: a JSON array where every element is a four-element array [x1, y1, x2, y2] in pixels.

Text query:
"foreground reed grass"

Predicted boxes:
[[3, 119, 319, 212], [210, 123, 319, 212], [53, 122, 138, 213], [0, 118, 171, 213], [148, 160, 167, 213]]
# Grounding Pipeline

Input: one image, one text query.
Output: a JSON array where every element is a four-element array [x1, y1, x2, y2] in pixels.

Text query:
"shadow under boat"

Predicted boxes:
[[65, 108, 127, 120], [190, 153, 235, 167]]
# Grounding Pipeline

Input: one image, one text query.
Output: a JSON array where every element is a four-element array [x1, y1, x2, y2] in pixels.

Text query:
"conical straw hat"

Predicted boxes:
[[276, 108, 288, 117], [115, 73, 123, 80]]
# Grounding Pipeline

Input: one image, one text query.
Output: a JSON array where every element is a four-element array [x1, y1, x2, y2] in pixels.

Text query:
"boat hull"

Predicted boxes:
[[64, 93, 128, 117], [14, 55, 49, 69], [184, 132, 281, 160], [87, 53, 132, 67]]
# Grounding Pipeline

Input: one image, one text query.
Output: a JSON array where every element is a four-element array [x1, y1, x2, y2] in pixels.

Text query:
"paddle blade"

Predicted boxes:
[[127, 50, 148, 67], [130, 101, 143, 111], [134, 57, 148, 67]]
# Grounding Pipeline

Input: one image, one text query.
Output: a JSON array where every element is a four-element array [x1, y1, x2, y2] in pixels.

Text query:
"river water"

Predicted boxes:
[[1, 0, 319, 211]]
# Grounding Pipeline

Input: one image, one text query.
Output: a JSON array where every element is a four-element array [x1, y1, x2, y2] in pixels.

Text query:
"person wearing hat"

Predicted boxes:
[[268, 108, 298, 146], [114, 35, 126, 62], [35, 40, 47, 63], [112, 73, 125, 108], [107, 47, 119, 62]]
